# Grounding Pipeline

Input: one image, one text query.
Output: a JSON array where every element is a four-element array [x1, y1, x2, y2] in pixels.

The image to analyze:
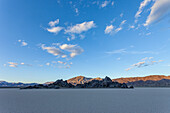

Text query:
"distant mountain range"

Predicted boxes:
[[0, 81, 37, 87], [1, 75, 170, 87], [112, 75, 170, 87]]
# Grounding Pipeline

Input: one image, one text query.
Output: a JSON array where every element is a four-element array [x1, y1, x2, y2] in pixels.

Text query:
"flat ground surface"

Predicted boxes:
[[0, 88, 170, 113]]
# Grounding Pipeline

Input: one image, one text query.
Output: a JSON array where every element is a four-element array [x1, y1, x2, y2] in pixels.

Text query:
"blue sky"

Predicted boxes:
[[0, 0, 170, 83]]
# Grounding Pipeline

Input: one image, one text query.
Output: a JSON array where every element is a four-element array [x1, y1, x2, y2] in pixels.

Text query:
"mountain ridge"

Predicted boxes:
[[1, 75, 170, 87]]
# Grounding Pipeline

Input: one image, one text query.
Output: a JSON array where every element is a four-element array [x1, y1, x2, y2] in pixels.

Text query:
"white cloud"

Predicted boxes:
[[105, 20, 126, 35], [47, 27, 63, 34], [120, 13, 123, 17], [125, 68, 132, 71], [101, 0, 111, 8], [65, 21, 96, 34], [60, 44, 84, 58], [8, 62, 31, 67], [18, 40, 28, 46], [120, 20, 126, 26], [105, 25, 114, 34], [114, 20, 126, 33], [21, 62, 25, 65], [41, 44, 65, 57], [9, 65, 18, 67], [135, 0, 151, 22], [21, 42, 28, 46], [67, 37, 71, 41], [146, 32, 151, 35], [111, 1, 114, 6], [144, 0, 170, 26], [58, 61, 66, 65], [129, 25, 135, 29], [117, 57, 121, 60], [46, 63, 50, 66], [8, 62, 18, 66], [115, 27, 122, 33], [48, 19, 59, 27], [61, 55, 67, 58], [18, 40, 21, 42], [75, 8, 79, 14]]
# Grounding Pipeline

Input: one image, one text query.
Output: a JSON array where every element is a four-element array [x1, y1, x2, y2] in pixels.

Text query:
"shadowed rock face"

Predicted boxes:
[[127, 79, 170, 87], [21, 76, 132, 89]]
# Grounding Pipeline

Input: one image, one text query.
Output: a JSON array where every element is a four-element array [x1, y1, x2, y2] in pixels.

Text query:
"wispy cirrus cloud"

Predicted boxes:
[[115, 20, 126, 33], [126, 57, 163, 71], [135, 0, 151, 23], [106, 48, 159, 55], [7, 62, 31, 68], [45, 60, 73, 69]]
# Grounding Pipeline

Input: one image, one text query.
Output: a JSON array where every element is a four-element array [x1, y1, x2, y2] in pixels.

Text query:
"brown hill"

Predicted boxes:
[[112, 75, 170, 83], [67, 76, 102, 86]]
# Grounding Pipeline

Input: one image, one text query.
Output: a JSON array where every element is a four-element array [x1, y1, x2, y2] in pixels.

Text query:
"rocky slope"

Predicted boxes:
[[127, 79, 170, 87], [21, 76, 132, 89], [112, 75, 170, 83]]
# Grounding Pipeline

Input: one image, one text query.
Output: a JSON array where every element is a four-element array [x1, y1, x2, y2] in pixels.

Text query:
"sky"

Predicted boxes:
[[0, 0, 170, 83]]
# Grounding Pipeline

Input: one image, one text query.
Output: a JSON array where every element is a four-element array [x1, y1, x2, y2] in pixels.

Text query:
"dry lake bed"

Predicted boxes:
[[0, 88, 170, 113]]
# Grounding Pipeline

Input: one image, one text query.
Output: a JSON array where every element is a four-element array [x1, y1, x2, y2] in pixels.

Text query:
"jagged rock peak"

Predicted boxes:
[[104, 76, 112, 82]]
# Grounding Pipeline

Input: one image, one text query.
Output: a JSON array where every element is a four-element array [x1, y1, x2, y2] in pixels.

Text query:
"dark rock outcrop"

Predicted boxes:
[[21, 76, 132, 89]]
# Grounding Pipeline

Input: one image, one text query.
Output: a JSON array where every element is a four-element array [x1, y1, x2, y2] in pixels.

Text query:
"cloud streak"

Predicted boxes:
[[106, 48, 159, 55], [8, 62, 31, 67], [135, 0, 151, 22], [126, 57, 163, 71]]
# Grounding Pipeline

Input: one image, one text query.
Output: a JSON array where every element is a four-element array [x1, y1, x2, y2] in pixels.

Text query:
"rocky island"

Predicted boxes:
[[20, 76, 134, 89]]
